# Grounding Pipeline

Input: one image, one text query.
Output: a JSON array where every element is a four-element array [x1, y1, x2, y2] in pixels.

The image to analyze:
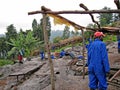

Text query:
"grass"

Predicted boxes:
[[0, 59, 14, 67]]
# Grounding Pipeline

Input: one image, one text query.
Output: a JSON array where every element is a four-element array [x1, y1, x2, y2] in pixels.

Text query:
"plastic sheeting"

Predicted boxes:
[[47, 14, 79, 30]]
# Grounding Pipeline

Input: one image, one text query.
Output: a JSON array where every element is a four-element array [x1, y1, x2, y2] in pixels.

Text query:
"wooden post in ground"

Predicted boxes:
[[42, 11, 55, 90], [81, 29, 85, 79]]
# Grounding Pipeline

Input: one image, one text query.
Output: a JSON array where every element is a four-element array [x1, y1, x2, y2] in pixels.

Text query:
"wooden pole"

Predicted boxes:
[[28, 9, 120, 15], [81, 29, 85, 79], [109, 69, 120, 82], [42, 13, 55, 90]]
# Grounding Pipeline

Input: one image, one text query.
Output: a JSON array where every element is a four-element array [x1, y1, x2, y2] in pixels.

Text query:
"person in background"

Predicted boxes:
[[117, 34, 120, 53], [40, 51, 45, 60], [59, 49, 65, 58], [87, 31, 110, 90], [51, 46, 55, 52], [51, 54, 55, 59], [118, 40, 120, 53], [86, 35, 93, 49], [18, 52, 23, 64]]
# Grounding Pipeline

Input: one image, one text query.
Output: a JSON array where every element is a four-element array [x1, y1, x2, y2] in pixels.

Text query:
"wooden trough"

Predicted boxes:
[[9, 62, 46, 82]]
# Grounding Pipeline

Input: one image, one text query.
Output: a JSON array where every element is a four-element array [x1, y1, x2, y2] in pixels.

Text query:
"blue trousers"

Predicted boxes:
[[88, 72, 107, 90]]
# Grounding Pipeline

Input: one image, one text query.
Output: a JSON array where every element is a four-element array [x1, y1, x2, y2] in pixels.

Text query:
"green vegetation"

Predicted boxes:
[[0, 16, 51, 59], [103, 34, 117, 42], [0, 59, 14, 67]]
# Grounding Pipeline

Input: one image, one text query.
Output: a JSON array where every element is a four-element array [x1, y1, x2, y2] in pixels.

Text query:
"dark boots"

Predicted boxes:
[[90, 88, 95, 90]]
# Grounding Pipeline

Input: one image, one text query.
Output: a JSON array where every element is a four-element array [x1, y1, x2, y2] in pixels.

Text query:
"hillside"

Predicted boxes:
[[0, 42, 120, 90]]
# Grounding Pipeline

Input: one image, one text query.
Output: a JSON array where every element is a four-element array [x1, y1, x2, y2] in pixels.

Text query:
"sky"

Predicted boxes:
[[0, 0, 117, 34]]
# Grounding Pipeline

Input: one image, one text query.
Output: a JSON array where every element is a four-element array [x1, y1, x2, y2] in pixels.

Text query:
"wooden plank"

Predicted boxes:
[[9, 65, 39, 76], [111, 67, 120, 71], [9, 72, 25, 76], [110, 66, 120, 70], [108, 81, 120, 88]]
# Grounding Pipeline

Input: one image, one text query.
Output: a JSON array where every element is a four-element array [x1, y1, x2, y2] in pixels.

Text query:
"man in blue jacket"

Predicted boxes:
[[117, 34, 120, 53], [40, 51, 45, 60], [59, 49, 65, 58], [87, 31, 110, 90], [118, 40, 120, 53]]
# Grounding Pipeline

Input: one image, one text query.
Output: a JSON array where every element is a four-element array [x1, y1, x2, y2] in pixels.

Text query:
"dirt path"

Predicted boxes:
[[42, 58, 89, 90]]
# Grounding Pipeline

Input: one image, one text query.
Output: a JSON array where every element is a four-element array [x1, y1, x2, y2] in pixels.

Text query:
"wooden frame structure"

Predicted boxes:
[[28, 3, 120, 90]]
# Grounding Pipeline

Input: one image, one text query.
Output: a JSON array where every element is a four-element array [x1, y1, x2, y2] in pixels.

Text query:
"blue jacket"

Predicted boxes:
[[60, 50, 65, 58], [40, 51, 45, 59], [87, 39, 110, 74], [118, 40, 120, 49]]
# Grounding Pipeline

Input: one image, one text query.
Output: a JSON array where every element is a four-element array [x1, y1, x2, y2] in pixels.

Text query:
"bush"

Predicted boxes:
[[0, 59, 14, 67]]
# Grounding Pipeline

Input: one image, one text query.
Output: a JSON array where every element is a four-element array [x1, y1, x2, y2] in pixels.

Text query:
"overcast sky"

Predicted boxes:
[[0, 0, 117, 34]]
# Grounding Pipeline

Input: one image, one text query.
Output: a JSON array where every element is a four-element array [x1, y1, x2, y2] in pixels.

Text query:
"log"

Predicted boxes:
[[28, 9, 120, 15], [108, 81, 120, 87], [28, 6, 120, 33]]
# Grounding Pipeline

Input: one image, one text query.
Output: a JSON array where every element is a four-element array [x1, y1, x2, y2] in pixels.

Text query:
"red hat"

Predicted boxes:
[[94, 31, 105, 37]]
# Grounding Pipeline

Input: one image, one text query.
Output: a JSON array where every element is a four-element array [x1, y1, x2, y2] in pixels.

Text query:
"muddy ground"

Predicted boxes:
[[0, 42, 120, 90]]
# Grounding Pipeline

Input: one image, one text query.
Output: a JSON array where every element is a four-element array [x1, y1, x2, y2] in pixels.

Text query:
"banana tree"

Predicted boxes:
[[24, 31, 39, 57], [6, 31, 39, 58]]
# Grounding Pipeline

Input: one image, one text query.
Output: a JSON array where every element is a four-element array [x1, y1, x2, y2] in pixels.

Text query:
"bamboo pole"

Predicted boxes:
[[81, 29, 85, 79], [28, 9, 120, 15], [42, 12, 55, 90]]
